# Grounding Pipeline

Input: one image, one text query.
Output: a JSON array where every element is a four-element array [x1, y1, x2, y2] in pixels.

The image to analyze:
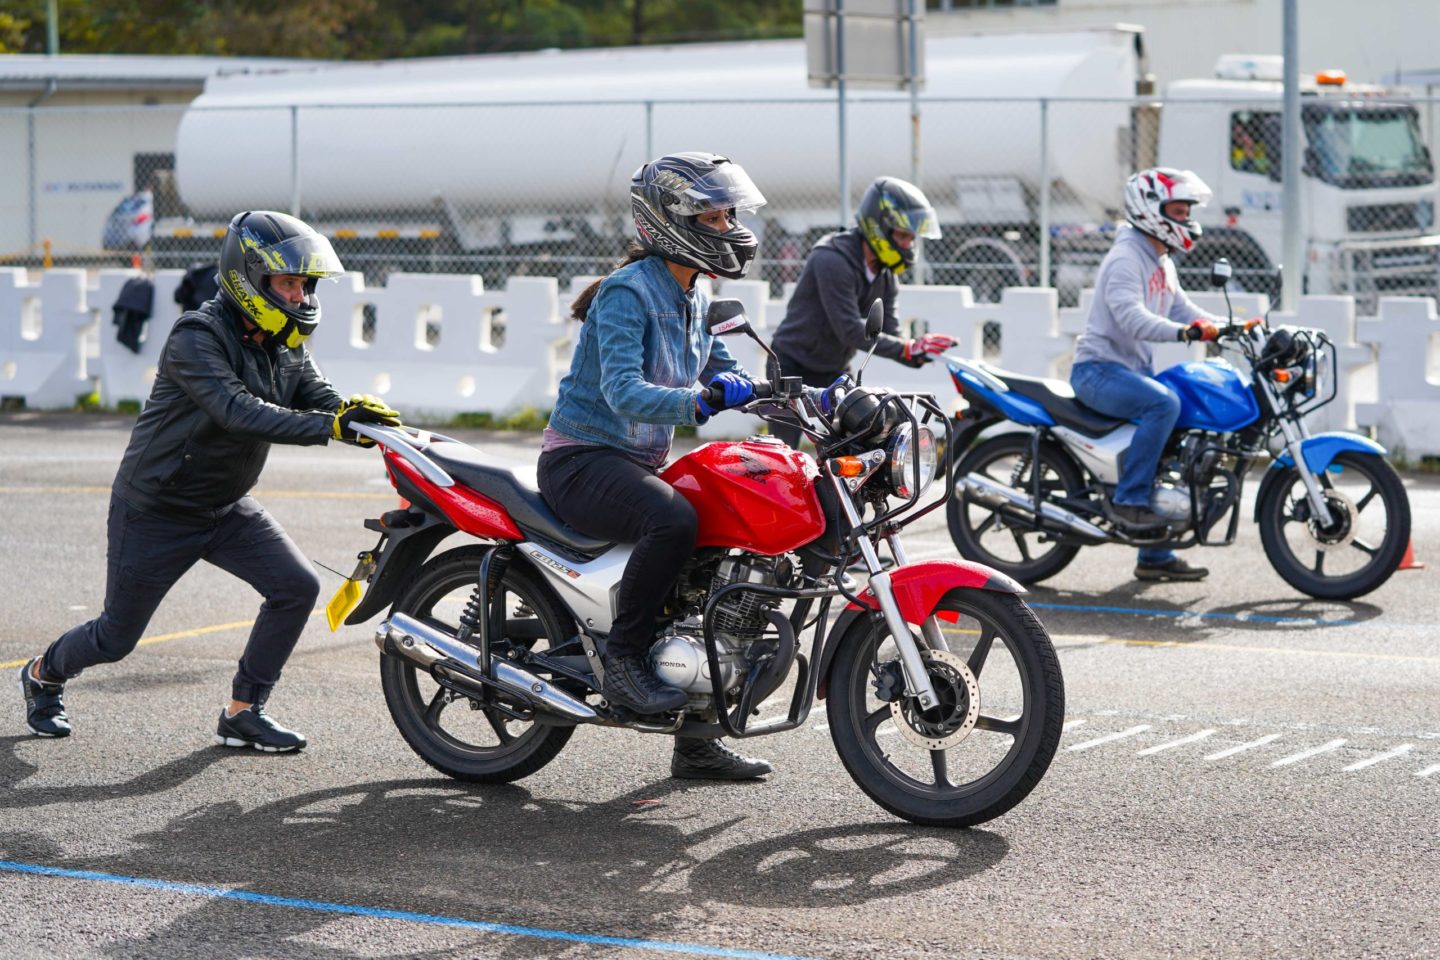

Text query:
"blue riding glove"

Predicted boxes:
[[697, 372, 755, 417], [819, 375, 852, 416]]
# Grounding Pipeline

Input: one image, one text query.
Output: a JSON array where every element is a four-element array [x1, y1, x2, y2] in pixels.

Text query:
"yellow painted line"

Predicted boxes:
[[1, 610, 330, 670], [0, 486, 394, 500]]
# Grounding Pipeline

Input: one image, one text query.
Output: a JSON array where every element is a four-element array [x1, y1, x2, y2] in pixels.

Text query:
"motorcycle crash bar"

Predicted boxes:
[[376, 612, 598, 723], [960, 472, 1109, 543]]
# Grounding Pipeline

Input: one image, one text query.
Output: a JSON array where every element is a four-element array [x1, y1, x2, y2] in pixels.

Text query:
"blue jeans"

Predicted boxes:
[[1071, 360, 1181, 566]]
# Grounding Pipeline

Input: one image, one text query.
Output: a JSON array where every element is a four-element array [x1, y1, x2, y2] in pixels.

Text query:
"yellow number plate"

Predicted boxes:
[[325, 579, 364, 632]]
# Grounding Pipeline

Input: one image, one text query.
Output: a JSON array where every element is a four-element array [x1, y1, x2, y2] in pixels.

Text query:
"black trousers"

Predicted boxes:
[[42, 494, 322, 704], [536, 446, 697, 658], [770, 351, 845, 448]]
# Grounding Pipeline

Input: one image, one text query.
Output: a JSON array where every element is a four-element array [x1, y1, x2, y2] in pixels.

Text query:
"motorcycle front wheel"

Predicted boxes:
[[1257, 451, 1410, 600], [948, 433, 1086, 583], [826, 588, 1064, 828], [380, 547, 578, 783]]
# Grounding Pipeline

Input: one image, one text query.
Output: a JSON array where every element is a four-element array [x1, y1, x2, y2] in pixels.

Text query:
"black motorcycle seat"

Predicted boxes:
[[994, 371, 1129, 437], [420, 441, 614, 558]]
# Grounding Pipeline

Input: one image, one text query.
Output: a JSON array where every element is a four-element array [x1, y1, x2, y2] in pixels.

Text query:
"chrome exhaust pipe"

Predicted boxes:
[[376, 612, 597, 723], [960, 472, 1109, 543]]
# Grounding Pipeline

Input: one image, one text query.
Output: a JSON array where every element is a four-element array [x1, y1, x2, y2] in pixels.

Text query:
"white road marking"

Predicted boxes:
[[1204, 734, 1282, 760], [1271, 739, 1347, 767], [1342, 744, 1414, 771], [1066, 724, 1150, 752], [1415, 763, 1440, 778], [1137, 729, 1216, 756], [1062, 719, 1087, 731]]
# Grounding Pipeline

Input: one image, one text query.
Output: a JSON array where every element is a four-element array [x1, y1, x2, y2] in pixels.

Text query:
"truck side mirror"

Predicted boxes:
[[1210, 258, 1233, 288], [705, 299, 751, 337]]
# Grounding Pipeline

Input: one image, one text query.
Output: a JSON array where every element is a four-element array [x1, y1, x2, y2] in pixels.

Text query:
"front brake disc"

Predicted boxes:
[[890, 648, 981, 750]]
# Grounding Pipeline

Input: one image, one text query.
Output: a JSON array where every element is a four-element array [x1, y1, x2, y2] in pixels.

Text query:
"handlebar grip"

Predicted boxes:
[[750, 379, 774, 400], [701, 384, 723, 408]]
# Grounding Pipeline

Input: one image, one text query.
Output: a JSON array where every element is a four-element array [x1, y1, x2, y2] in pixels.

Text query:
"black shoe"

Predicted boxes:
[[1135, 557, 1210, 582], [1107, 501, 1169, 533], [671, 737, 772, 781], [600, 653, 687, 715], [215, 705, 306, 752], [19, 659, 70, 738]]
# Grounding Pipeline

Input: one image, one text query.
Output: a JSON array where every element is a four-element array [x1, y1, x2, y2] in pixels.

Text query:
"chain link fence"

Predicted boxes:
[[5, 95, 1438, 313]]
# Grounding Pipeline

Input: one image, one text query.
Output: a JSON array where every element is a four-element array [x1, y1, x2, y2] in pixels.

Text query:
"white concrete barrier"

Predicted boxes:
[[3, 270, 1439, 460]]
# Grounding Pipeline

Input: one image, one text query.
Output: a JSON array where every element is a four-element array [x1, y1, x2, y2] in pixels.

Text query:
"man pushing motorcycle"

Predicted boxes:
[[19, 211, 401, 751], [1069, 167, 1226, 582]]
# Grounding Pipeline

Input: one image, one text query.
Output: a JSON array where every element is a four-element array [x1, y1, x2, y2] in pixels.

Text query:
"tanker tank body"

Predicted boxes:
[[174, 28, 1140, 267]]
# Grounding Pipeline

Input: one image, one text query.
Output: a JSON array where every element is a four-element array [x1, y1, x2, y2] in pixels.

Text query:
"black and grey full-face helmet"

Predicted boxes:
[[218, 211, 345, 348], [630, 152, 767, 280]]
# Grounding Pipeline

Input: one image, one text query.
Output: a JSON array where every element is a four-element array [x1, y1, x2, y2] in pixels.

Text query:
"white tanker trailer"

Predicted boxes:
[[159, 27, 1438, 307]]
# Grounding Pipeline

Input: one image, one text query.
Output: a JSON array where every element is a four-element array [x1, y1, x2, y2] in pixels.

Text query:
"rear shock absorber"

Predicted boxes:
[[457, 544, 513, 675]]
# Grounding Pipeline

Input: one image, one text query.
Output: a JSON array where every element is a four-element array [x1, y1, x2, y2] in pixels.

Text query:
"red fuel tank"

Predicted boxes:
[[661, 438, 826, 555]]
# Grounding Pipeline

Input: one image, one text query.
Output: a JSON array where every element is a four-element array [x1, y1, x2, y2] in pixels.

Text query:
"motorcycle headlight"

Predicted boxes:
[[885, 423, 937, 499]]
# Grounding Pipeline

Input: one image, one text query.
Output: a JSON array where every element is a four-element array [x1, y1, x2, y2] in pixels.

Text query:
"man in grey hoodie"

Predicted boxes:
[[1070, 168, 1222, 581]]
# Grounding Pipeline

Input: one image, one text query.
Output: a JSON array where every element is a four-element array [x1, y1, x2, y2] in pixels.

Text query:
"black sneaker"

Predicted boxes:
[[1135, 557, 1210, 582], [671, 737, 772, 780], [19, 659, 70, 738], [215, 705, 306, 753], [600, 653, 687, 715]]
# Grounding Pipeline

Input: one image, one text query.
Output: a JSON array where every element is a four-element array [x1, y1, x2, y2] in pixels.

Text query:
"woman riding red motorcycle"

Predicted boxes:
[[538, 151, 773, 780]]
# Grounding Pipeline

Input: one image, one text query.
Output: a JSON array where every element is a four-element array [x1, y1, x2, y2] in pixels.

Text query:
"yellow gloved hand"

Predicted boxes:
[[333, 394, 402, 445]]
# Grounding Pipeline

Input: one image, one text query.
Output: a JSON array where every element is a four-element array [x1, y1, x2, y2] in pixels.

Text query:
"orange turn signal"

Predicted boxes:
[[1272, 369, 1292, 383], [1245, 318, 1264, 331], [833, 457, 865, 478]]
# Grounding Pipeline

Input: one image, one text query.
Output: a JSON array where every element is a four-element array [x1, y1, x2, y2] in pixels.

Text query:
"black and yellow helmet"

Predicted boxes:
[[856, 176, 941, 273], [218, 211, 344, 348]]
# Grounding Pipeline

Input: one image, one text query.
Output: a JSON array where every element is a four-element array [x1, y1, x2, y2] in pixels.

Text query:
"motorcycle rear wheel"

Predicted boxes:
[[1257, 451, 1410, 600], [826, 589, 1064, 828], [380, 548, 577, 783], [948, 433, 1086, 583]]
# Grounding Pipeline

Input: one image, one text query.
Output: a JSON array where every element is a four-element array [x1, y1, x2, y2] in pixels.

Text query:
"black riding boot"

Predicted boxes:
[[671, 737, 772, 780]]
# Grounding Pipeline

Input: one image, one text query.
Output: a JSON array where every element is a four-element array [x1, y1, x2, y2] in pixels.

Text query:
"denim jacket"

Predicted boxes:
[[548, 256, 746, 465]]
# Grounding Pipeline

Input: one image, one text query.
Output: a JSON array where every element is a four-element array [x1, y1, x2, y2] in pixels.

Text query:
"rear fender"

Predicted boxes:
[[816, 560, 1024, 699], [345, 514, 454, 625]]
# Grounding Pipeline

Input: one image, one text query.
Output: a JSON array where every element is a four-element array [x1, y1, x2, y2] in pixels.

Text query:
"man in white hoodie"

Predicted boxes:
[[1069, 168, 1223, 581]]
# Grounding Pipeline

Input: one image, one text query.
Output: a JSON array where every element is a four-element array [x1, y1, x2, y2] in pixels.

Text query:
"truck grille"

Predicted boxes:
[[1347, 201, 1434, 234]]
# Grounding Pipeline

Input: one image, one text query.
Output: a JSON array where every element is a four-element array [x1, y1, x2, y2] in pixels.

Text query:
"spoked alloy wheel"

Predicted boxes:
[[827, 589, 1064, 828], [1257, 451, 1410, 600], [948, 433, 1085, 583], [380, 548, 577, 783]]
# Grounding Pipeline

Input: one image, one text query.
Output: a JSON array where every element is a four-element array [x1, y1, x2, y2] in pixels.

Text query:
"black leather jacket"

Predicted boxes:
[[113, 297, 342, 523]]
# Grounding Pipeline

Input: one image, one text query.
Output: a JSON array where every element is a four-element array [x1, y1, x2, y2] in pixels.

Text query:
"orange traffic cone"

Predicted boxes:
[[1398, 538, 1426, 571], [130, 253, 142, 269]]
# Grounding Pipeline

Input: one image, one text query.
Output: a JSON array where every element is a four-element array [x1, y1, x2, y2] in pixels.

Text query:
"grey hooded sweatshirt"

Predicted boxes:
[[1072, 226, 1216, 374]]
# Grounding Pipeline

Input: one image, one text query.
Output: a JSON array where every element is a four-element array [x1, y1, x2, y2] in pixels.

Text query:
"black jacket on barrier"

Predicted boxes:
[[113, 297, 342, 523]]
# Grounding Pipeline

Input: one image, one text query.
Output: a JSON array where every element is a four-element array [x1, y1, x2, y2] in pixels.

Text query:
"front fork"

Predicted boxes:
[[1257, 378, 1336, 527], [831, 474, 942, 711]]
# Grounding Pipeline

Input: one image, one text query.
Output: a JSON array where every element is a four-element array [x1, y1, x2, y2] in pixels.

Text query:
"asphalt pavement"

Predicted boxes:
[[1, 412, 1436, 960]]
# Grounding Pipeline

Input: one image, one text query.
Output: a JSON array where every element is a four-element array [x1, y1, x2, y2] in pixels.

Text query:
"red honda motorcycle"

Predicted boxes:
[[327, 301, 1064, 827]]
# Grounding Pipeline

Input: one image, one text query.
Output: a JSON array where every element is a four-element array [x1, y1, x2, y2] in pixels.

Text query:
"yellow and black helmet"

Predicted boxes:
[[218, 211, 344, 348], [856, 176, 941, 273]]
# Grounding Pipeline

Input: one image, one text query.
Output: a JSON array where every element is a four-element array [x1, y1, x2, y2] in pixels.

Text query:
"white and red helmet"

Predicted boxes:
[[1123, 167, 1213, 253]]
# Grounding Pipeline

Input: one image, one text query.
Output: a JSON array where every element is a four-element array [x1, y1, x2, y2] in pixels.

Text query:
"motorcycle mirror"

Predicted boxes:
[[854, 300, 886, 386], [1210, 258, 1232, 288], [705, 299, 752, 337]]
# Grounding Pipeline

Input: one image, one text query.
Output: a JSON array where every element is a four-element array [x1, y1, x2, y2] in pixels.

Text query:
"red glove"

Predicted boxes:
[[1180, 320, 1219, 343], [902, 333, 957, 363]]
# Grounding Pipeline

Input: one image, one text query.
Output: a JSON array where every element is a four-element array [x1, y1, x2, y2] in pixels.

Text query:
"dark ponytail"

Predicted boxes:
[[571, 242, 649, 321]]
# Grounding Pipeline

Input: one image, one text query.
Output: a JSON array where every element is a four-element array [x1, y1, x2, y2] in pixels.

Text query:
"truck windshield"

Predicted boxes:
[[1302, 105, 1433, 188]]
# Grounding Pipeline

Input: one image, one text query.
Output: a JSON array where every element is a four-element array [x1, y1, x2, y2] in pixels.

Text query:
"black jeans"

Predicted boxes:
[[770, 351, 845, 448], [536, 445, 697, 658], [42, 494, 322, 704]]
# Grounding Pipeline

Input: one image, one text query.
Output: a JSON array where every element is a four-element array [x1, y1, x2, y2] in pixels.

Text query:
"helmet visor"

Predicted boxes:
[[893, 202, 942, 240], [249, 232, 345, 278], [671, 162, 767, 217]]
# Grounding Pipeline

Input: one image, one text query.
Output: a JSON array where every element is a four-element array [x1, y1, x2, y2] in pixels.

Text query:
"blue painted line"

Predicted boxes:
[[1028, 601, 1365, 628], [0, 859, 819, 960]]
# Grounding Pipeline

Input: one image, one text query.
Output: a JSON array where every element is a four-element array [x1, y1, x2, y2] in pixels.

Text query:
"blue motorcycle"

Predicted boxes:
[[943, 260, 1411, 600]]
